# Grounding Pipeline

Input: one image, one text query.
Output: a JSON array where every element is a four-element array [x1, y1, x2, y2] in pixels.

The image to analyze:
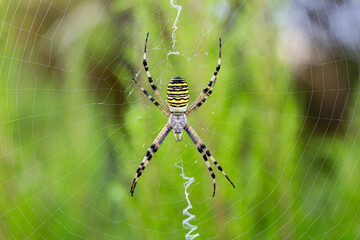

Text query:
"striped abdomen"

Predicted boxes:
[[167, 77, 189, 113]]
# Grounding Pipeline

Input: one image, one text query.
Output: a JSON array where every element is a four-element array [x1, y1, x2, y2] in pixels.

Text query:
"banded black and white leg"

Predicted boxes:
[[132, 77, 169, 117], [186, 38, 221, 116], [130, 124, 173, 196], [184, 123, 235, 196], [186, 77, 217, 117], [184, 125, 216, 196], [143, 32, 170, 112]]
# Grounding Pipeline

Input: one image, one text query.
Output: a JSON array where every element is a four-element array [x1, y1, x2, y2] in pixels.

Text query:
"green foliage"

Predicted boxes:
[[0, 0, 360, 239]]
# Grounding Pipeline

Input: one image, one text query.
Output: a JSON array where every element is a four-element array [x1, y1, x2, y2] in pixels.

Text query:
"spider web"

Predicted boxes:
[[1, 0, 360, 239]]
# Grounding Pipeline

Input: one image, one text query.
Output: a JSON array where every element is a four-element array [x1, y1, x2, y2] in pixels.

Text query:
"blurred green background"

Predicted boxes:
[[1, 0, 360, 239]]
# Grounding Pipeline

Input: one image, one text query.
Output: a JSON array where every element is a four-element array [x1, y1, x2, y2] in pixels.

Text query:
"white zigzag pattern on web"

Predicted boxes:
[[168, 0, 182, 56], [175, 160, 200, 240]]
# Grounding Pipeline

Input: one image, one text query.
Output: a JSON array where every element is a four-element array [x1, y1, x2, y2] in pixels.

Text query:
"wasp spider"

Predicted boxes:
[[130, 33, 235, 197]]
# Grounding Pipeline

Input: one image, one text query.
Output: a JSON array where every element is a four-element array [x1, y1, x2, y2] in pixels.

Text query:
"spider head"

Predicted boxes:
[[167, 77, 190, 113]]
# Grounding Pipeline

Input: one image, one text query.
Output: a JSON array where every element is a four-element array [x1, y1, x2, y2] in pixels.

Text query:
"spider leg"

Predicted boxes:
[[186, 38, 221, 117], [130, 124, 172, 196], [143, 32, 170, 111], [184, 125, 216, 196], [186, 77, 216, 117], [184, 123, 235, 197], [132, 78, 170, 117]]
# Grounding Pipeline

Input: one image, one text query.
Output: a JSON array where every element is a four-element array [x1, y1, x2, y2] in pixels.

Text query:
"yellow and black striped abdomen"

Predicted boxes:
[[167, 77, 189, 113]]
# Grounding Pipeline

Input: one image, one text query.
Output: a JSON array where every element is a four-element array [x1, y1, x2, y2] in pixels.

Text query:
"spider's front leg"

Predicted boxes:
[[130, 124, 172, 196], [184, 123, 235, 196]]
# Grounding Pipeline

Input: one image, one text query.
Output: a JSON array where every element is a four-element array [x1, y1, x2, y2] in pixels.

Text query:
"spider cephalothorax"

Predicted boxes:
[[130, 33, 235, 197]]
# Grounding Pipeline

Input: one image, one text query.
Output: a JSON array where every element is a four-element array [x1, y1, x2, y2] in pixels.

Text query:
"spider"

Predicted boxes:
[[130, 33, 235, 197]]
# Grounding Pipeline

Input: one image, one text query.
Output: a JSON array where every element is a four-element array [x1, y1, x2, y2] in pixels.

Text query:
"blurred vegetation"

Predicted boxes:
[[1, 0, 360, 239]]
